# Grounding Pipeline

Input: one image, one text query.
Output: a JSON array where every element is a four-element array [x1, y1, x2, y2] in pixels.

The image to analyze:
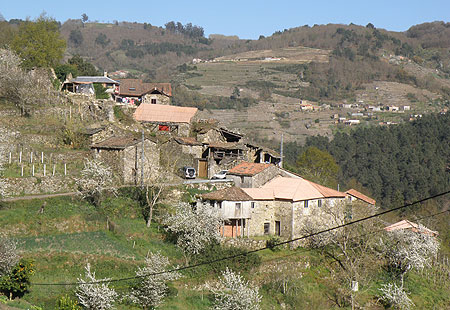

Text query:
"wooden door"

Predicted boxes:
[[198, 160, 208, 178]]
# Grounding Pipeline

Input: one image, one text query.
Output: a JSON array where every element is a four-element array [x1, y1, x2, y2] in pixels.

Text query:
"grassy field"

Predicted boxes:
[[1, 193, 449, 309]]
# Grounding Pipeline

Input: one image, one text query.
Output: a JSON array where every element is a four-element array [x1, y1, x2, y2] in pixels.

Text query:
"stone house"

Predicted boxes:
[[226, 162, 298, 188], [245, 142, 281, 165], [62, 75, 119, 96], [134, 104, 198, 137], [91, 135, 159, 185], [195, 125, 243, 144], [113, 79, 172, 106], [201, 176, 347, 239], [384, 220, 438, 237], [345, 189, 376, 207]]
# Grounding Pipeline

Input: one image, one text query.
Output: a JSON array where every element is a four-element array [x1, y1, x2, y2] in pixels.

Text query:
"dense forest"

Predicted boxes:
[[287, 113, 450, 207]]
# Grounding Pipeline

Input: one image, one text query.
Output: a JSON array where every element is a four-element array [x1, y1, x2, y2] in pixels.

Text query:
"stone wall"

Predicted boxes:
[[142, 94, 170, 105], [4, 176, 75, 196], [223, 238, 267, 250]]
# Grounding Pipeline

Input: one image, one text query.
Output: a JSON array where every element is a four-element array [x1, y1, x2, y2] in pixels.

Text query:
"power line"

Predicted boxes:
[[30, 190, 450, 287]]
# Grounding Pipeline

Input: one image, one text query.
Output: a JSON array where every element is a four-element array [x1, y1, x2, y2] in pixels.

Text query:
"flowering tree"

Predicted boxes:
[[76, 264, 117, 310], [381, 227, 440, 276], [0, 236, 19, 277], [211, 268, 261, 310], [128, 252, 181, 309], [379, 282, 414, 310], [0, 165, 8, 199], [76, 159, 116, 207], [163, 202, 223, 258]]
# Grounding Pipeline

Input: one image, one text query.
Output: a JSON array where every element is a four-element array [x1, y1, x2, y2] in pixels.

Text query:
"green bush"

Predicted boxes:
[[55, 295, 82, 310], [0, 259, 34, 299]]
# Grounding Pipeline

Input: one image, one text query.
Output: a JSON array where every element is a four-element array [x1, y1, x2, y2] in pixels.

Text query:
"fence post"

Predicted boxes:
[[32, 164, 35, 177], [53, 164, 56, 176], [21, 165, 24, 177], [43, 164, 46, 177], [30, 151, 33, 163], [9, 152, 11, 164], [19, 151, 22, 163], [64, 163, 67, 176], [41, 152, 44, 164]]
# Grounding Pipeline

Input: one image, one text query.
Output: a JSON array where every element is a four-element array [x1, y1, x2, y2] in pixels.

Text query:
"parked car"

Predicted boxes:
[[212, 170, 228, 179], [182, 166, 196, 179]]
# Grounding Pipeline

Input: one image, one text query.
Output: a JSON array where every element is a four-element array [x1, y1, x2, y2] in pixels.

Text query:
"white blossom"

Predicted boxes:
[[128, 252, 181, 309], [379, 282, 414, 310], [382, 227, 440, 273], [76, 263, 118, 310], [0, 236, 19, 276], [0, 168, 7, 198], [211, 268, 261, 310], [163, 202, 223, 256], [76, 159, 116, 204]]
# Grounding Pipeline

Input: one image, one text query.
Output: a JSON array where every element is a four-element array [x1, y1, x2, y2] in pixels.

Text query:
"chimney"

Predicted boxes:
[[103, 71, 108, 77]]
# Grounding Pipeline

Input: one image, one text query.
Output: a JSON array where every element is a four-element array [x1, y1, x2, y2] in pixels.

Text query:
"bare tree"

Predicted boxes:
[[163, 202, 223, 259], [300, 201, 381, 307], [76, 159, 116, 207], [128, 252, 181, 309], [76, 263, 118, 310], [210, 268, 261, 310], [0, 236, 19, 277], [0, 48, 53, 116]]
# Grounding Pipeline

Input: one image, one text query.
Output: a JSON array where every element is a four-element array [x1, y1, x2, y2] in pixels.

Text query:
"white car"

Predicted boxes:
[[212, 170, 228, 179]]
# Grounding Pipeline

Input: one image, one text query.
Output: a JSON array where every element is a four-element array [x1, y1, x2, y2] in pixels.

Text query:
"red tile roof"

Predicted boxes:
[[261, 176, 346, 202], [134, 104, 198, 124], [384, 220, 438, 236], [227, 162, 272, 176], [346, 189, 376, 205], [201, 186, 253, 201]]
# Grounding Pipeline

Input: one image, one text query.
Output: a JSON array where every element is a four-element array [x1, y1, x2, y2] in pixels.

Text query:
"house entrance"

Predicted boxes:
[[198, 159, 208, 178]]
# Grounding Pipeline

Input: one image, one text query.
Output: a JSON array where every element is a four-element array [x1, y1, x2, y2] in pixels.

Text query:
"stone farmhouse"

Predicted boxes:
[[113, 79, 172, 106], [134, 104, 198, 137], [201, 176, 348, 239], [91, 135, 159, 185], [226, 162, 294, 188], [62, 74, 119, 97]]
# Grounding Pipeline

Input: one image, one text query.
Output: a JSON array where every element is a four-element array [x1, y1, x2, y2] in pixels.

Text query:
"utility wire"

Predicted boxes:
[[30, 190, 450, 286]]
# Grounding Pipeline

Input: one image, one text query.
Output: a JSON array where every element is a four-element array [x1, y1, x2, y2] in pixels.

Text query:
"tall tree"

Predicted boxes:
[[11, 14, 65, 69], [295, 146, 339, 187]]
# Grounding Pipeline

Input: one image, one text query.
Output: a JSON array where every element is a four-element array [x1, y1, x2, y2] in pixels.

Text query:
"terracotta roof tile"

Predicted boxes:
[[201, 186, 253, 201], [261, 176, 346, 202], [345, 189, 376, 205], [384, 220, 438, 236], [227, 162, 272, 176], [134, 104, 198, 123]]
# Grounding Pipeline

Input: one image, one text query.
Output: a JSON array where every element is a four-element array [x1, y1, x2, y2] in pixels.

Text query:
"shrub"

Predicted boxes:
[[0, 259, 34, 299]]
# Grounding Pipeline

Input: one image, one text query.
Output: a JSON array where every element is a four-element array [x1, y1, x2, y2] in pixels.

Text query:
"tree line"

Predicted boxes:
[[287, 113, 450, 207]]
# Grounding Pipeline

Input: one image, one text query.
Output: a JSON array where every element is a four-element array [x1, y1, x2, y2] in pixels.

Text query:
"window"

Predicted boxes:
[[218, 202, 222, 209], [251, 202, 256, 209], [158, 125, 170, 131], [235, 202, 241, 213], [129, 87, 136, 91], [304, 200, 309, 208], [264, 223, 270, 235], [151, 98, 157, 104], [318, 199, 322, 208], [275, 221, 281, 236]]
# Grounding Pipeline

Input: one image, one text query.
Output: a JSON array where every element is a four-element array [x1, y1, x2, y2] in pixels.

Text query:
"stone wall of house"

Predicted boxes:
[[197, 129, 224, 144], [181, 145, 203, 158], [252, 165, 283, 187], [247, 200, 277, 236], [178, 123, 191, 137], [142, 94, 170, 105], [123, 140, 160, 184]]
